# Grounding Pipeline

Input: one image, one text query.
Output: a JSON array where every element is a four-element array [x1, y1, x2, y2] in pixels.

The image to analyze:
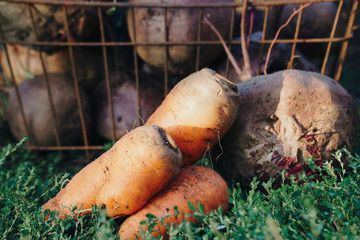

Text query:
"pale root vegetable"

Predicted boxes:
[[4, 73, 91, 146], [214, 70, 358, 186], [0, 45, 104, 85], [118, 165, 230, 240], [0, 45, 69, 85], [146, 68, 240, 166], [42, 125, 182, 218], [93, 73, 163, 141], [127, 0, 233, 75], [0, 1, 100, 52]]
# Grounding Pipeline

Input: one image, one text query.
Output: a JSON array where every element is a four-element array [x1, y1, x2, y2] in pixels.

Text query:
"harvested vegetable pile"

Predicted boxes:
[[0, 1, 359, 239], [40, 68, 238, 238]]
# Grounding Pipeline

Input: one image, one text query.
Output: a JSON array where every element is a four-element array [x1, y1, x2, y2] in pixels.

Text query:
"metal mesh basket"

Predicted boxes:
[[0, 0, 358, 158]]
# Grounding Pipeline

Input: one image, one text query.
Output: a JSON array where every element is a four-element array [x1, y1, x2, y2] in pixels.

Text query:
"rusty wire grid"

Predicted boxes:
[[0, 0, 358, 157]]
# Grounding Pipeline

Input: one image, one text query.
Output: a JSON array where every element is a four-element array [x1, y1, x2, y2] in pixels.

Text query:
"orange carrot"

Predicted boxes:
[[118, 165, 230, 240], [42, 125, 182, 218], [146, 68, 240, 166]]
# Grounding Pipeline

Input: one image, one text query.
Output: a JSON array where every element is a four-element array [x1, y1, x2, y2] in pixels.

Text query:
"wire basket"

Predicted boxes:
[[0, 0, 358, 158]]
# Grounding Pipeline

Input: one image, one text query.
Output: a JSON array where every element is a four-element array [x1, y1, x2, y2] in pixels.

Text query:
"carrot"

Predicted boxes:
[[42, 125, 182, 218], [146, 68, 240, 166], [118, 165, 230, 240]]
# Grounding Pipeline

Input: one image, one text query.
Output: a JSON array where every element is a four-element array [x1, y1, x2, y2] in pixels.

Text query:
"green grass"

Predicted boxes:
[[1, 139, 360, 239]]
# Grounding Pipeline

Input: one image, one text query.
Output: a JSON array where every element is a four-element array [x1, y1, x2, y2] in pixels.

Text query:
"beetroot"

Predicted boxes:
[[278, 2, 345, 58], [5, 74, 91, 146], [93, 73, 163, 141], [215, 32, 318, 82], [214, 70, 358, 186]]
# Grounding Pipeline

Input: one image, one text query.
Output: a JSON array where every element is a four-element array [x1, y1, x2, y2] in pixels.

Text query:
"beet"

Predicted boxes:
[[127, 0, 233, 75], [278, 2, 345, 58], [215, 32, 318, 82], [93, 73, 163, 141], [5, 74, 91, 146], [214, 70, 358, 186]]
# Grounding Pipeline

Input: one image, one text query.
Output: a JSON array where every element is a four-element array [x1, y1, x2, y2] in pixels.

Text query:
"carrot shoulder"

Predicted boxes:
[[42, 125, 182, 218], [118, 165, 230, 240], [146, 68, 240, 166]]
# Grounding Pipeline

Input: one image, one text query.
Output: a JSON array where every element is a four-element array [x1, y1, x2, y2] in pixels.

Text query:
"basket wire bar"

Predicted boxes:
[[98, 7, 116, 142], [195, 8, 204, 72], [0, 0, 344, 8], [63, 6, 91, 159], [163, 7, 169, 97], [0, 26, 32, 144], [334, 0, 359, 80], [287, 3, 304, 69], [321, 0, 344, 74], [224, 7, 237, 79], [28, 4, 62, 151]]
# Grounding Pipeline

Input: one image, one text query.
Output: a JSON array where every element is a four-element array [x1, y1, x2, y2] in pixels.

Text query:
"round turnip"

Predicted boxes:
[[93, 73, 163, 141], [126, 0, 233, 75], [214, 70, 358, 186], [5, 73, 92, 146]]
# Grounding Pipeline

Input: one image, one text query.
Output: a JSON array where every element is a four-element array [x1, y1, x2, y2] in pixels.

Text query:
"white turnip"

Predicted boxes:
[[4, 73, 91, 146], [127, 0, 233, 75]]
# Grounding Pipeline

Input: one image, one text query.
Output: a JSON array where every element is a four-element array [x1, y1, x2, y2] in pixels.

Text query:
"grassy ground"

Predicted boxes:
[[0, 138, 359, 239]]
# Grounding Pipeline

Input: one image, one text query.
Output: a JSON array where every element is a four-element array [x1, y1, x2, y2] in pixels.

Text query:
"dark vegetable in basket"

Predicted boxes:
[[214, 70, 358, 186], [93, 73, 163, 141], [0, 1, 100, 52], [127, 0, 233, 75], [215, 32, 318, 82], [2, 74, 91, 146], [278, 2, 345, 57]]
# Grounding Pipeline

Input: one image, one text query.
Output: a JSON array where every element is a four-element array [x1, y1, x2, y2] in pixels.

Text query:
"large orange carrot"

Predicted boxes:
[[42, 125, 182, 218], [118, 166, 230, 240], [146, 68, 240, 166]]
